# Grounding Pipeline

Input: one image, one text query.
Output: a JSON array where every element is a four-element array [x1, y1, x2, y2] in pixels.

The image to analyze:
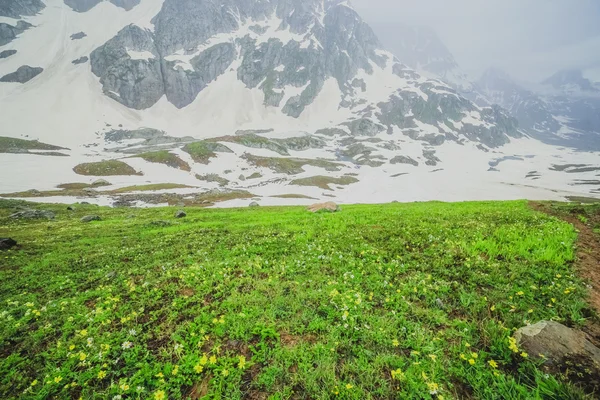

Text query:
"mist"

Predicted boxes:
[[351, 0, 600, 83]]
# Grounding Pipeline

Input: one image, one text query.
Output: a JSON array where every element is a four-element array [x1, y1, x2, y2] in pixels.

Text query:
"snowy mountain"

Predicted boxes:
[[477, 68, 600, 151], [0, 0, 599, 206]]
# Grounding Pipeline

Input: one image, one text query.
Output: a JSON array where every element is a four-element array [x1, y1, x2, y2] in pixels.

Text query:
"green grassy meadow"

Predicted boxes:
[[0, 200, 595, 399]]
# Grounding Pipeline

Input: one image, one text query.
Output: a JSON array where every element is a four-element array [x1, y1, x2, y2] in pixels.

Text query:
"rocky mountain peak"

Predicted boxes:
[[542, 69, 599, 94]]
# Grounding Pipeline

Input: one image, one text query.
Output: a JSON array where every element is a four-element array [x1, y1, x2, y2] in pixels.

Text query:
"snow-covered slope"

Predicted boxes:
[[0, 0, 599, 205]]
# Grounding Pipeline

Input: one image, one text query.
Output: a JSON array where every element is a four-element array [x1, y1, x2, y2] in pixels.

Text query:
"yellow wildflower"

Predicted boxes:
[[517, 291, 524, 296], [222, 369, 229, 377], [194, 364, 203, 373], [471, 352, 478, 359], [209, 355, 217, 364], [488, 360, 498, 368], [238, 356, 246, 369], [54, 376, 63, 384], [392, 339, 399, 347], [521, 352, 528, 358], [391, 369, 404, 380], [79, 352, 86, 362], [97, 371, 107, 379], [427, 382, 439, 394], [154, 390, 166, 400], [31, 380, 38, 386], [468, 359, 475, 365], [345, 384, 353, 389], [120, 383, 130, 391], [200, 354, 208, 365], [69, 345, 75, 351]]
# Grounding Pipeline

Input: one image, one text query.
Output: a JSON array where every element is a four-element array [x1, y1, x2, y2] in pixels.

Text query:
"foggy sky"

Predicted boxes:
[[351, 0, 600, 83]]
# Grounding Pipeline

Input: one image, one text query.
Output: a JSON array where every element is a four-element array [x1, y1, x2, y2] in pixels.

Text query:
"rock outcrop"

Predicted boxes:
[[81, 215, 101, 222], [0, 20, 32, 46], [308, 202, 340, 213], [0, 238, 17, 250], [0, 65, 43, 83], [10, 209, 55, 219], [0, 49, 17, 59], [0, 0, 44, 18]]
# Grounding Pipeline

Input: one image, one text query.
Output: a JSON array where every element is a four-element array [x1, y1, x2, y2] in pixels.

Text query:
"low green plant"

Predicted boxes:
[[0, 200, 592, 399]]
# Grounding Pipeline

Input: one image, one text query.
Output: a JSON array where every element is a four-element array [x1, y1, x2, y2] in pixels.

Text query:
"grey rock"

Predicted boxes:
[[0, 65, 43, 83], [249, 201, 259, 207], [81, 215, 101, 222], [390, 155, 419, 166], [112, 199, 134, 208], [92, 179, 110, 186], [343, 118, 385, 137], [515, 321, 600, 363], [90, 25, 163, 110], [0, 20, 32, 46], [174, 210, 186, 218], [66, 206, 75, 211], [64, 0, 101, 12], [423, 149, 441, 166], [315, 128, 348, 137], [239, 174, 246, 181], [163, 42, 236, 108], [307, 202, 340, 213], [0, 0, 44, 18], [70, 31, 87, 40], [0, 49, 16, 59], [0, 238, 17, 250], [10, 209, 55, 219], [72, 56, 88, 65], [64, 0, 140, 13], [107, 0, 141, 11]]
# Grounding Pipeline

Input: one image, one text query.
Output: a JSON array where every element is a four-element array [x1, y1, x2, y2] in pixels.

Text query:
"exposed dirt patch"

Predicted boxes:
[[178, 287, 195, 297], [189, 374, 211, 399], [530, 202, 600, 314], [280, 332, 317, 348]]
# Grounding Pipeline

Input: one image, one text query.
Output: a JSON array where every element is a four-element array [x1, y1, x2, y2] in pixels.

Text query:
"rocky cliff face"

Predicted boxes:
[[0, 20, 32, 47], [0, 0, 45, 18], [87, 0, 518, 148], [478, 68, 600, 150]]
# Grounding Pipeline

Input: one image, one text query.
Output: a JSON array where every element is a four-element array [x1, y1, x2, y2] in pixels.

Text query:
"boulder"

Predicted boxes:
[[72, 56, 88, 65], [0, 65, 43, 83], [67, 206, 75, 211], [70, 31, 87, 40], [175, 210, 186, 218], [92, 179, 110, 187], [515, 321, 600, 377], [112, 199, 133, 208], [307, 202, 340, 213], [249, 201, 259, 207], [0, 238, 17, 250], [81, 215, 101, 223], [10, 209, 55, 219]]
